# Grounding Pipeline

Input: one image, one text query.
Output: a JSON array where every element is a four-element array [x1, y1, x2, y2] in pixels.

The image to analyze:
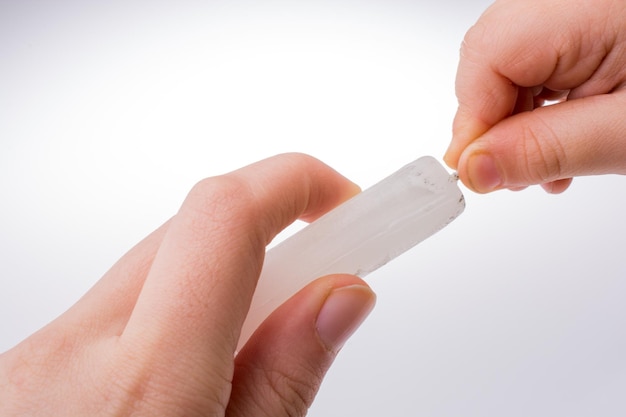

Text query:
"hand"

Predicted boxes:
[[445, 0, 626, 193], [0, 153, 376, 417]]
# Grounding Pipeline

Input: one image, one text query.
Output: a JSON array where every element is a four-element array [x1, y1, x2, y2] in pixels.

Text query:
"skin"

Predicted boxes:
[[7, 0, 626, 413], [0, 153, 376, 417], [445, 0, 626, 194]]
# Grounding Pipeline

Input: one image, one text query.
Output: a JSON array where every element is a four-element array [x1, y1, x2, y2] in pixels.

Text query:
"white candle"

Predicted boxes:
[[237, 156, 465, 352]]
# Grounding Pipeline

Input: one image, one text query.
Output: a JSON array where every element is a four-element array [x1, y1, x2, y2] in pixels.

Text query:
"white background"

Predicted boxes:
[[2, 1, 626, 416]]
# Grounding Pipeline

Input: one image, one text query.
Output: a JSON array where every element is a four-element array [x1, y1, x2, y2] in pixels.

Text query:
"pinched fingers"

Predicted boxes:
[[456, 91, 626, 193], [446, 0, 626, 193]]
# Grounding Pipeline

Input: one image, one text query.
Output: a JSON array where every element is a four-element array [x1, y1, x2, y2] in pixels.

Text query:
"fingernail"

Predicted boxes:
[[316, 285, 376, 352], [466, 152, 502, 192]]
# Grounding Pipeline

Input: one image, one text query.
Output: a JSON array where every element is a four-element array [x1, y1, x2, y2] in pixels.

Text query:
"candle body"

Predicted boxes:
[[237, 156, 465, 351]]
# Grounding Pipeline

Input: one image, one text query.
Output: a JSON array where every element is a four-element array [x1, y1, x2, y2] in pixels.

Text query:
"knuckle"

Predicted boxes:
[[268, 367, 315, 417], [186, 175, 254, 220], [276, 151, 320, 167], [238, 359, 323, 417], [181, 174, 259, 241], [518, 115, 567, 183], [460, 19, 488, 60], [103, 343, 231, 416]]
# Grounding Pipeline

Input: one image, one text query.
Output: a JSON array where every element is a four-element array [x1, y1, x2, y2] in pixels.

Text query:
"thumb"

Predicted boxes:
[[226, 275, 375, 417], [456, 91, 626, 193]]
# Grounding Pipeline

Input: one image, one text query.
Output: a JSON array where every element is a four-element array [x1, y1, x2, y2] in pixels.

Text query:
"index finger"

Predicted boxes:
[[118, 154, 360, 395]]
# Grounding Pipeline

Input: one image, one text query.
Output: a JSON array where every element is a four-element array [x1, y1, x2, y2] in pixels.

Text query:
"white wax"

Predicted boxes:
[[237, 156, 465, 352]]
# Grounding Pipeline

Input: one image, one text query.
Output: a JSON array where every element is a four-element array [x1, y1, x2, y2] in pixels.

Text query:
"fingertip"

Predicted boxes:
[[507, 186, 528, 192], [448, 108, 494, 171], [459, 150, 503, 193], [443, 144, 460, 170], [315, 282, 376, 353], [299, 180, 361, 223], [541, 178, 573, 194]]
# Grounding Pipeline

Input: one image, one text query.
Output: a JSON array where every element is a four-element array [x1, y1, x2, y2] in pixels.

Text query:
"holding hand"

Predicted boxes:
[[445, 0, 626, 193], [0, 153, 376, 417]]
